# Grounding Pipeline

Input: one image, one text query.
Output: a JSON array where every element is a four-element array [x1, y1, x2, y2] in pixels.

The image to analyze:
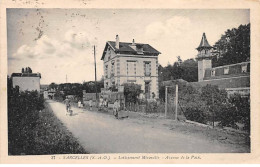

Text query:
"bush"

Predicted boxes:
[[228, 93, 250, 131], [217, 103, 238, 129], [8, 86, 87, 155], [123, 83, 142, 104], [178, 84, 250, 131], [8, 89, 45, 155]]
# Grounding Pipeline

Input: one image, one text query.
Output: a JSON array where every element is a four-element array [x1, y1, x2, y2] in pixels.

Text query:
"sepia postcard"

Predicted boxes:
[[0, 0, 260, 164]]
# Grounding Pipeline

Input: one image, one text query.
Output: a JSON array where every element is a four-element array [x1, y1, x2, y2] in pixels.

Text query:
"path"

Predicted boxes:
[[47, 100, 246, 153]]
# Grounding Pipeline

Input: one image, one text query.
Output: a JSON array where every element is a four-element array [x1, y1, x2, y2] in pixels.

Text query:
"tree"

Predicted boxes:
[[201, 84, 229, 126], [21, 68, 24, 73], [122, 83, 142, 104], [228, 93, 250, 131], [49, 82, 58, 90], [180, 59, 198, 82], [212, 23, 250, 67], [158, 57, 198, 83]]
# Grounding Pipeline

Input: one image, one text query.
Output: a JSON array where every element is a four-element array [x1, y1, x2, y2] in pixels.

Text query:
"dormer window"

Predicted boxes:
[[242, 64, 247, 73], [136, 44, 144, 55]]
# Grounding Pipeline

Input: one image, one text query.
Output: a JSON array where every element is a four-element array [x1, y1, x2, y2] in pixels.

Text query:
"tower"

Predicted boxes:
[[196, 33, 213, 82]]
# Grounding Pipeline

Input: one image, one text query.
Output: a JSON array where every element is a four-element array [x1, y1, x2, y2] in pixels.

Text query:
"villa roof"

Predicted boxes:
[[101, 41, 161, 60]]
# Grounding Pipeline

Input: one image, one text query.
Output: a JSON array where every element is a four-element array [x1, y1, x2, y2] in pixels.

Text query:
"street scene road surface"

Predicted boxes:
[[47, 100, 248, 153]]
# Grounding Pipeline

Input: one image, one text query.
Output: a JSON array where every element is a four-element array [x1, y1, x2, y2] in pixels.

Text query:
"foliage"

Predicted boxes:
[[174, 83, 250, 131], [178, 85, 208, 124], [108, 85, 118, 92], [8, 79, 87, 155], [228, 93, 250, 131], [159, 85, 166, 101], [8, 87, 44, 154], [49, 79, 104, 101], [122, 83, 142, 104], [212, 23, 250, 67], [158, 58, 198, 83]]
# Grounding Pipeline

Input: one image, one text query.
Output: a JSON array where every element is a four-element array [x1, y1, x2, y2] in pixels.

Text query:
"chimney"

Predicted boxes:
[[132, 39, 136, 46], [115, 35, 119, 49]]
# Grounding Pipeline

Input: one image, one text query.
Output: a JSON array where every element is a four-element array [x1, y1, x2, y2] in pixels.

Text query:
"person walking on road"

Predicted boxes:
[[113, 99, 120, 119], [64, 97, 71, 115], [89, 99, 93, 111]]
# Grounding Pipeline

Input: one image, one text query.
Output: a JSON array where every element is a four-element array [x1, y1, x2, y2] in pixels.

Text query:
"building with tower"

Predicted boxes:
[[101, 35, 161, 99], [196, 33, 214, 82], [193, 33, 250, 97]]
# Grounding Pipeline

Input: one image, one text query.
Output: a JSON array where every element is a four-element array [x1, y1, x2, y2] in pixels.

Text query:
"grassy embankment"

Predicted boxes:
[[8, 91, 87, 155]]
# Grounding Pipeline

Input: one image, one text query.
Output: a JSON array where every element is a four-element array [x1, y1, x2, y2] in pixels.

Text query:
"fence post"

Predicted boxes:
[[165, 86, 168, 118], [175, 84, 178, 121], [212, 94, 214, 128]]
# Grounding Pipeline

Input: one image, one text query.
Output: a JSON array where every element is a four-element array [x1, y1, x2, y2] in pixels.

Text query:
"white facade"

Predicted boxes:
[[12, 76, 41, 92], [103, 45, 159, 99]]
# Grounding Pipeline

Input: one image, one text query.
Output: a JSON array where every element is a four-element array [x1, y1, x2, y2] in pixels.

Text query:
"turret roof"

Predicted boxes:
[[197, 33, 212, 50]]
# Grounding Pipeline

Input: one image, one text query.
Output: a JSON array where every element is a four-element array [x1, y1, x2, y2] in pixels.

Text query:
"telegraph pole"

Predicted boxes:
[[94, 45, 98, 107], [165, 86, 168, 118], [175, 84, 178, 121], [66, 74, 67, 83]]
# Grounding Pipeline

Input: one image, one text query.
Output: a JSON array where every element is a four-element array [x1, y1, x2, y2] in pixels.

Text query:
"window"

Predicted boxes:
[[105, 65, 108, 78], [144, 62, 151, 76], [111, 61, 115, 77], [211, 70, 215, 76], [242, 64, 247, 73], [224, 67, 229, 75], [127, 61, 136, 76], [107, 47, 111, 60]]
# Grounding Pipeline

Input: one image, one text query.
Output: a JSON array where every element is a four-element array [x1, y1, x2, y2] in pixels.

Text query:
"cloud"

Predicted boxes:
[[145, 22, 166, 40], [64, 30, 91, 50], [12, 30, 93, 60], [35, 35, 56, 54], [14, 44, 39, 59], [145, 16, 191, 40]]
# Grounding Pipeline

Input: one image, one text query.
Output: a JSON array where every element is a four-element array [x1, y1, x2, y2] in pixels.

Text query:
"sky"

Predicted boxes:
[[7, 9, 250, 84]]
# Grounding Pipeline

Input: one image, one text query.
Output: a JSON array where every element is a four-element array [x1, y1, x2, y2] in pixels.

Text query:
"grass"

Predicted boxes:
[[9, 102, 87, 155]]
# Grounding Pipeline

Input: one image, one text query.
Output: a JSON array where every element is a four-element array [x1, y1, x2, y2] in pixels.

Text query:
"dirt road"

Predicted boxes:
[[47, 100, 248, 153]]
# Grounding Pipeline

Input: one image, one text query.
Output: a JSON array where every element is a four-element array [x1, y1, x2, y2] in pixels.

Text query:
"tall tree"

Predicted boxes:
[[212, 23, 250, 67]]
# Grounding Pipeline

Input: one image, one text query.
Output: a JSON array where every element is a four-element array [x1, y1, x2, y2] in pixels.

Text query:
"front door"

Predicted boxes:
[[145, 81, 150, 99]]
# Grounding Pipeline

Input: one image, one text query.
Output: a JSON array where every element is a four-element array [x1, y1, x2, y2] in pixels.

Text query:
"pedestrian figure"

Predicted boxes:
[[78, 100, 82, 108], [64, 97, 71, 115], [99, 96, 104, 107], [89, 99, 93, 111], [104, 98, 108, 107], [113, 99, 120, 119], [103, 98, 108, 112]]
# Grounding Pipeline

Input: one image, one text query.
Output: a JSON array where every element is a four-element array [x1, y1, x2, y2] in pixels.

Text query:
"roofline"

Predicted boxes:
[[11, 73, 41, 78], [101, 41, 161, 60], [107, 41, 116, 51], [211, 61, 250, 70], [196, 46, 213, 50]]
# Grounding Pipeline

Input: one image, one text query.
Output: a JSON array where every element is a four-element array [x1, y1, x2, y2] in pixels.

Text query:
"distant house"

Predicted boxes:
[[191, 33, 250, 97], [101, 35, 161, 99], [11, 68, 41, 92]]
